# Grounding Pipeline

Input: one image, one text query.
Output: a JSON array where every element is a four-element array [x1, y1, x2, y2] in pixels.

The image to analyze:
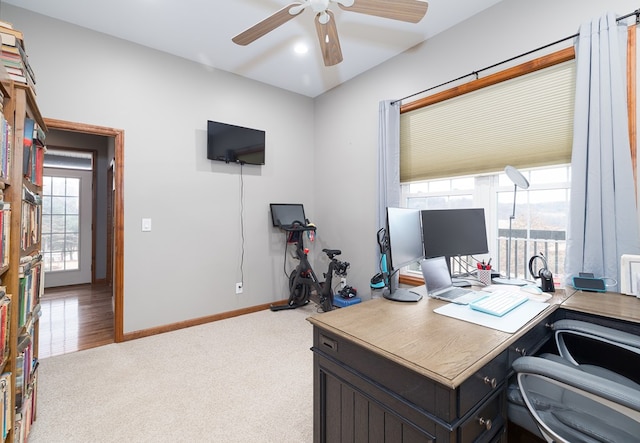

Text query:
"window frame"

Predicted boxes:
[[398, 27, 638, 285]]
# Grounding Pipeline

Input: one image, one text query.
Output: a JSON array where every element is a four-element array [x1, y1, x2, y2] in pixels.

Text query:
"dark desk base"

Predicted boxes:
[[311, 317, 559, 443]]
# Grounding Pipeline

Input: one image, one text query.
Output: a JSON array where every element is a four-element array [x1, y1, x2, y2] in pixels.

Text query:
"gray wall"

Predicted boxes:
[[311, 0, 640, 303], [3, 0, 639, 333], [3, 4, 316, 333]]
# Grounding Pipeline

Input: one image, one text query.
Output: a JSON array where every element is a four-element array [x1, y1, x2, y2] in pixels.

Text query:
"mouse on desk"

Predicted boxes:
[[520, 284, 552, 302]]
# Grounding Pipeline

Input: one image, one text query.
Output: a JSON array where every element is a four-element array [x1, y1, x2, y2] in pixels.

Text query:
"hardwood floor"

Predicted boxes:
[[38, 284, 114, 359]]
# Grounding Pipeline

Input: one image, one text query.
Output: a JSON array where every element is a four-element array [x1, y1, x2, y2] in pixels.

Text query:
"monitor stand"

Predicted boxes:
[[452, 277, 472, 287], [383, 287, 423, 302]]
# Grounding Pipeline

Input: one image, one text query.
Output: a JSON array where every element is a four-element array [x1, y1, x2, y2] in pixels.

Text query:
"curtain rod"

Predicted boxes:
[[392, 8, 640, 106]]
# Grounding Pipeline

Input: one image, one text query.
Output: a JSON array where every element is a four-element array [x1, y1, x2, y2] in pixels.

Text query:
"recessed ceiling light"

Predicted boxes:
[[294, 42, 309, 55]]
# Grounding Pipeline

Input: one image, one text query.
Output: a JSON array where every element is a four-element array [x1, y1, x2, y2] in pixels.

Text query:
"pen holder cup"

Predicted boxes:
[[478, 269, 492, 286]]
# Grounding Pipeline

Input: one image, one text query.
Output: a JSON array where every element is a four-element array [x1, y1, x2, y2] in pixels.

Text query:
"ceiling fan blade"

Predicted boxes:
[[315, 10, 343, 67], [338, 0, 428, 23], [232, 3, 305, 46]]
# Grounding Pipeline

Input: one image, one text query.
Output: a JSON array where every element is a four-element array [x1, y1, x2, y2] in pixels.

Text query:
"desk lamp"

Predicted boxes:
[[493, 165, 530, 285]]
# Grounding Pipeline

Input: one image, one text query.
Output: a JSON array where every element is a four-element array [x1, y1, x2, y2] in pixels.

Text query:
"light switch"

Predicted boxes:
[[142, 218, 152, 232]]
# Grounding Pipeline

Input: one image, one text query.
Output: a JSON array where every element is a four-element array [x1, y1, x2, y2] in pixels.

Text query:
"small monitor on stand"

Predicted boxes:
[[270, 203, 306, 227], [383, 207, 425, 302]]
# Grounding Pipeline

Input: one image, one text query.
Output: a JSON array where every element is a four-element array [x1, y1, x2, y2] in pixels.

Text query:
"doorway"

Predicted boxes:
[[39, 119, 124, 355], [42, 165, 93, 287]]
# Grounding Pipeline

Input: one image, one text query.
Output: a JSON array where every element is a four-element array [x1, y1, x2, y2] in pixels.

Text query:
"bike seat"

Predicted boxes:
[[323, 249, 341, 257]]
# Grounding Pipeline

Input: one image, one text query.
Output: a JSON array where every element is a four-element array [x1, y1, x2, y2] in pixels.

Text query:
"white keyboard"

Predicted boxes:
[[469, 290, 529, 317]]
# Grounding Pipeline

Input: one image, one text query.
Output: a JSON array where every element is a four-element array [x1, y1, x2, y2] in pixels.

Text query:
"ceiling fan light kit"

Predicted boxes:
[[232, 0, 429, 67]]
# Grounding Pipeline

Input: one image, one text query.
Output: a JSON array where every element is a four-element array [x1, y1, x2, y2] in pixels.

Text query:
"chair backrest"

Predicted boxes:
[[514, 356, 640, 443], [553, 319, 640, 362]]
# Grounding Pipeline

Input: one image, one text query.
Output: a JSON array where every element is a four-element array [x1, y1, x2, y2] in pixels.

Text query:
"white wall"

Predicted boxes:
[[312, 0, 640, 299], [3, 0, 638, 332], [2, 4, 316, 333]]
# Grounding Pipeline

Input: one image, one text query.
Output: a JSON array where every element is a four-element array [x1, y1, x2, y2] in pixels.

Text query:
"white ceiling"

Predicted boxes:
[[2, 0, 504, 97]]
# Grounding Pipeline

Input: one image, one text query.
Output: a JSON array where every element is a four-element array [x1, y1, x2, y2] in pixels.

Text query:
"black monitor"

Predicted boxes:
[[421, 208, 489, 259], [383, 207, 425, 302], [270, 203, 306, 227]]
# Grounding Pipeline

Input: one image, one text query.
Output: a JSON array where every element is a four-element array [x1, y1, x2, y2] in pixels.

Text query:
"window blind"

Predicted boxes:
[[400, 60, 576, 182]]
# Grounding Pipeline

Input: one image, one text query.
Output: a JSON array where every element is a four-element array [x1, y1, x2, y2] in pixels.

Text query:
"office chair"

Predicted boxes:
[[508, 320, 640, 442], [552, 319, 640, 374]]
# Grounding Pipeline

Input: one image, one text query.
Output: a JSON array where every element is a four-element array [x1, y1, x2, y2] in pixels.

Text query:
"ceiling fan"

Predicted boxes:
[[232, 0, 429, 67]]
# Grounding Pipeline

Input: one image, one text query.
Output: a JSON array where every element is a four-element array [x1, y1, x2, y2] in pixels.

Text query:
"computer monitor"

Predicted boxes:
[[383, 207, 425, 302], [421, 208, 489, 259], [270, 203, 306, 227]]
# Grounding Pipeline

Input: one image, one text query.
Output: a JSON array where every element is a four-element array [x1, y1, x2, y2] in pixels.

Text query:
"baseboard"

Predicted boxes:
[[121, 301, 285, 342]]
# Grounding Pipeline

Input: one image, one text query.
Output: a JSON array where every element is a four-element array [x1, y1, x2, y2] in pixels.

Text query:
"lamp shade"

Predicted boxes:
[[505, 165, 530, 189]]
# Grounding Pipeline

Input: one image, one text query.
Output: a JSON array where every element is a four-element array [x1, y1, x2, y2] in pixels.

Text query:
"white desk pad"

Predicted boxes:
[[434, 299, 549, 333]]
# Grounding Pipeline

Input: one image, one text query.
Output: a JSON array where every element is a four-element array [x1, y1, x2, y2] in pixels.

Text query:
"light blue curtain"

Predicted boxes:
[[565, 12, 640, 291], [377, 100, 401, 284], [377, 100, 401, 228]]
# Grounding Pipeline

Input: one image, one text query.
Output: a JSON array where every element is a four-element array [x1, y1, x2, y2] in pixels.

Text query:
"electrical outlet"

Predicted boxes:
[[235, 282, 243, 294]]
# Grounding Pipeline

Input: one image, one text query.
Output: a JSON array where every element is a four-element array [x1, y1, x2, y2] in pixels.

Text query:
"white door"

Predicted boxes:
[[42, 168, 93, 287]]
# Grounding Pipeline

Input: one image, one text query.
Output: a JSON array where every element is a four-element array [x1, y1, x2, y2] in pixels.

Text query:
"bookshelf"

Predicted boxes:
[[0, 22, 45, 443]]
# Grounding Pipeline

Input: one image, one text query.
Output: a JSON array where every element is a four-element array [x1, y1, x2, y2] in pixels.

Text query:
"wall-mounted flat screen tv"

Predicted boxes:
[[207, 120, 266, 165]]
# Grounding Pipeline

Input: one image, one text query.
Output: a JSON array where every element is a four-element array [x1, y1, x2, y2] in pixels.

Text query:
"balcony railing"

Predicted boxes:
[[404, 229, 566, 283], [496, 229, 566, 280]]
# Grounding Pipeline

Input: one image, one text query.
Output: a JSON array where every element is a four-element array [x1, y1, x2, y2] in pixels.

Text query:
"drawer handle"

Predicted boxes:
[[516, 347, 527, 356], [319, 335, 338, 352], [483, 376, 497, 389], [478, 417, 492, 431]]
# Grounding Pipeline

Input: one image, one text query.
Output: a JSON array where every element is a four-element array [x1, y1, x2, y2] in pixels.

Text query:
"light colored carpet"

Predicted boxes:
[[28, 304, 317, 442]]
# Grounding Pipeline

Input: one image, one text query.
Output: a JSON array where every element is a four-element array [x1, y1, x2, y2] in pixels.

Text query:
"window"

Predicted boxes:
[[401, 164, 571, 280], [399, 50, 576, 182], [42, 176, 81, 272]]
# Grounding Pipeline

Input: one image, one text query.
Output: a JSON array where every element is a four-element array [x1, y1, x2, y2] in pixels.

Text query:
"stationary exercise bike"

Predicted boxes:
[[271, 221, 349, 312]]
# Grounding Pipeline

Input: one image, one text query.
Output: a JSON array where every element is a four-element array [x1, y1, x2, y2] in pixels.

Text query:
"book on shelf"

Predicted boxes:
[[0, 39, 35, 87], [14, 359, 36, 442], [0, 24, 23, 46], [0, 31, 22, 49], [18, 258, 42, 328], [22, 118, 34, 179], [20, 121, 44, 186], [0, 295, 9, 363], [0, 44, 19, 57], [15, 327, 36, 415], [18, 252, 42, 275], [5, 66, 24, 77], [16, 44, 34, 85], [0, 372, 11, 439], [33, 122, 45, 145], [0, 203, 9, 269], [0, 116, 10, 180], [0, 27, 36, 94], [20, 201, 41, 251]]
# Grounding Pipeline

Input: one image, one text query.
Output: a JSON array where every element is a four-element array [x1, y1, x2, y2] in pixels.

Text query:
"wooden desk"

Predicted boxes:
[[308, 289, 572, 442], [561, 289, 640, 324]]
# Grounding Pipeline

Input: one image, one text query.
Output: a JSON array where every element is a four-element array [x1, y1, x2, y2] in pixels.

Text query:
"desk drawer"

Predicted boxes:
[[314, 327, 454, 420], [458, 350, 507, 416], [459, 390, 505, 443], [508, 314, 553, 367]]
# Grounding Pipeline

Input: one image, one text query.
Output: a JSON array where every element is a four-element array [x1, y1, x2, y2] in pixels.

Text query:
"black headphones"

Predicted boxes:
[[529, 253, 555, 292]]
